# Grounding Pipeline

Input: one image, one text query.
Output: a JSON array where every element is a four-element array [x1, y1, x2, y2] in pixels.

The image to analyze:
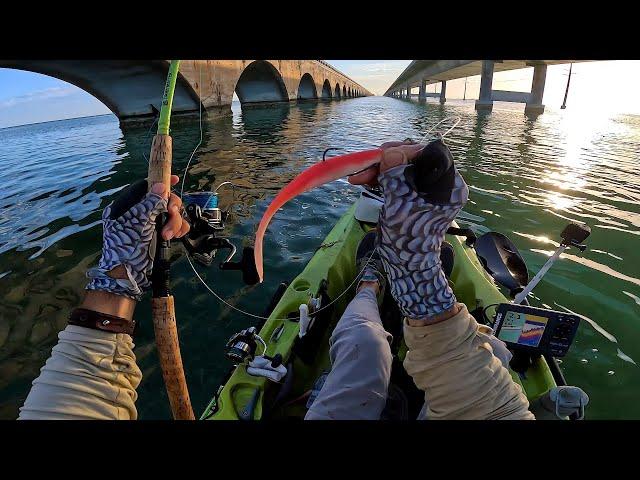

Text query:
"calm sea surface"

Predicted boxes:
[[1, 97, 639, 419]]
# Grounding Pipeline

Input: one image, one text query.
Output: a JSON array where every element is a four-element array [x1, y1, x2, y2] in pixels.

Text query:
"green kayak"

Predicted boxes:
[[201, 198, 560, 420]]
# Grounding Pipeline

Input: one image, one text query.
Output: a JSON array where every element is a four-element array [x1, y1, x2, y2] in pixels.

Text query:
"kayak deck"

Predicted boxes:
[[202, 205, 556, 420]]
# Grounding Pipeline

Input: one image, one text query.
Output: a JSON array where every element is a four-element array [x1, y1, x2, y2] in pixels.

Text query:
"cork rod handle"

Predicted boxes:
[[148, 133, 195, 420]]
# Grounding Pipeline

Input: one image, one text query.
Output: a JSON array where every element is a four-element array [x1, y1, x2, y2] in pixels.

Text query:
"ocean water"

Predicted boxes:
[[1, 97, 639, 419]]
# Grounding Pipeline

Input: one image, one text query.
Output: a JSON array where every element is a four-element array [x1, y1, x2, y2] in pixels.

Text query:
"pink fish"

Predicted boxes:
[[255, 148, 383, 283]]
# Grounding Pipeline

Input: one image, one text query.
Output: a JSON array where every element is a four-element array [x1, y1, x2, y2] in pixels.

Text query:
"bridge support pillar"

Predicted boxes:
[[525, 64, 547, 115], [419, 79, 427, 101], [475, 60, 495, 112], [440, 80, 447, 104], [406, 84, 411, 99]]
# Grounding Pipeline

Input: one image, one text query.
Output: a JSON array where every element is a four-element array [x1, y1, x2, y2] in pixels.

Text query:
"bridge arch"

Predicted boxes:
[[297, 72, 317, 100], [334, 83, 341, 99], [0, 60, 201, 120], [235, 60, 288, 105], [343, 85, 347, 97], [321, 79, 332, 99]]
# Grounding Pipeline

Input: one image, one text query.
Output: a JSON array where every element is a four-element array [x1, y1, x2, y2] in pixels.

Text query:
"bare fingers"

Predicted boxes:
[[349, 141, 426, 185], [162, 191, 190, 240], [150, 175, 180, 198], [379, 143, 425, 174]]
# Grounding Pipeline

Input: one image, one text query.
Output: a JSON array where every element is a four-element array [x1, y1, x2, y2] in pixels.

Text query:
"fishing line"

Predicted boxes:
[[142, 115, 159, 164], [419, 116, 461, 144], [179, 62, 379, 321], [179, 63, 204, 199], [187, 249, 376, 321]]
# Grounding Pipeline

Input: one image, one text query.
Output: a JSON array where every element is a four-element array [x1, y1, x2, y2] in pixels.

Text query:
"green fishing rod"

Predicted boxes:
[[147, 60, 195, 420]]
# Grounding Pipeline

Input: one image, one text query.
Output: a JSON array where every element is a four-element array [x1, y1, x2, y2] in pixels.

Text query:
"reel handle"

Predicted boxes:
[[220, 247, 260, 285]]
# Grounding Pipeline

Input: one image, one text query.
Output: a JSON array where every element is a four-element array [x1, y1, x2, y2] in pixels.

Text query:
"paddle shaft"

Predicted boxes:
[[148, 133, 195, 420]]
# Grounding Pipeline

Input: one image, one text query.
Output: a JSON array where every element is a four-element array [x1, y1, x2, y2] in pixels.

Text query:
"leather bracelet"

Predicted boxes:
[[69, 308, 136, 336]]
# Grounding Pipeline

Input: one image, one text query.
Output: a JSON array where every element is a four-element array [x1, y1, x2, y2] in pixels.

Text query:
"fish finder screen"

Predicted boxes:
[[498, 310, 549, 347]]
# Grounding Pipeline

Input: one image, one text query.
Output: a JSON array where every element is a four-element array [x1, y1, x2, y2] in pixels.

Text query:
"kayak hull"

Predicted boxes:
[[202, 204, 556, 420]]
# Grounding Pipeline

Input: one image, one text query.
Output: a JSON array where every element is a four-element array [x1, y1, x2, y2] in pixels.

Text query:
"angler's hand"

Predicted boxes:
[[86, 175, 190, 301], [348, 140, 425, 184], [349, 140, 469, 322]]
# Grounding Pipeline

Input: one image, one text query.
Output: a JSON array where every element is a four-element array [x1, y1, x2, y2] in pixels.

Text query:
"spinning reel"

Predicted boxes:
[[224, 326, 283, 367], [181, 184, 259, 285]]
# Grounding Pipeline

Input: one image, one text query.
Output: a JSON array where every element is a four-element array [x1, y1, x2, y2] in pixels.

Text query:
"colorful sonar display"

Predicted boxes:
[[497, 311, 548, 347]]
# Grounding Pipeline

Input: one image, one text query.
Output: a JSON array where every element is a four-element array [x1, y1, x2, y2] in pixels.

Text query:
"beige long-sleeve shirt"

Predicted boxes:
[[18, 325, 141, 420], [20, 305, 533, 420], [404, 304, 535, 420]]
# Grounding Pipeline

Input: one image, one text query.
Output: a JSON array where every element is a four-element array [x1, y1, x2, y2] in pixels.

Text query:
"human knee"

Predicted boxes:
[[331, 321, 392, 365]]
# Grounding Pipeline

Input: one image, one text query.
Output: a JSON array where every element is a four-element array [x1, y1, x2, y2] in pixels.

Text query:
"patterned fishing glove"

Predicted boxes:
[[377, 139, 469, 320], [86, 180, 167, 301]]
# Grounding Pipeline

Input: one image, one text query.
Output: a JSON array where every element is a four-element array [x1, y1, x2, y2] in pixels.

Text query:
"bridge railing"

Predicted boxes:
[[317, 60, 370, 95]]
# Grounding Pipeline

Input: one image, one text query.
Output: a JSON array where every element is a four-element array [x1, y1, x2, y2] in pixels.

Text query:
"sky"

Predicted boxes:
[[1, 60, 640, 128]]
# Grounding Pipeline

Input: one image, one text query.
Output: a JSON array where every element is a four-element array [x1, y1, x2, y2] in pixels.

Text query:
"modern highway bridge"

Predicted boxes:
[[384, 60, 581, 115], [0, 60, 372, 123]]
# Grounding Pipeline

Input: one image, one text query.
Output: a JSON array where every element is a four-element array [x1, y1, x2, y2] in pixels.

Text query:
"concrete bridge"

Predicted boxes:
[[0, 60, 372, 123], [384, 60, 582, 115]]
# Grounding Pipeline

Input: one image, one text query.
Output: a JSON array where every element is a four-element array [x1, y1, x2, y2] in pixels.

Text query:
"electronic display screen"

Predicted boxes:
[[497, 310, 549, 347]]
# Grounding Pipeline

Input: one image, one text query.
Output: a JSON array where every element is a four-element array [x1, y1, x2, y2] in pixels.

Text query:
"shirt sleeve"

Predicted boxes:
[[18, 325, 142, 420], [403, 305, 535, 420]]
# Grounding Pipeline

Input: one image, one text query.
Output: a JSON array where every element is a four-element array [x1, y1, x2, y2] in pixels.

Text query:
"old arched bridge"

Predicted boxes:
[[0, 60, 372, 123]]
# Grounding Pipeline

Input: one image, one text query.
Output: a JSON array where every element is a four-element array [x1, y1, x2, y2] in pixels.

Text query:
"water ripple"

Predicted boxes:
[[1, 99, 640, 419]]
